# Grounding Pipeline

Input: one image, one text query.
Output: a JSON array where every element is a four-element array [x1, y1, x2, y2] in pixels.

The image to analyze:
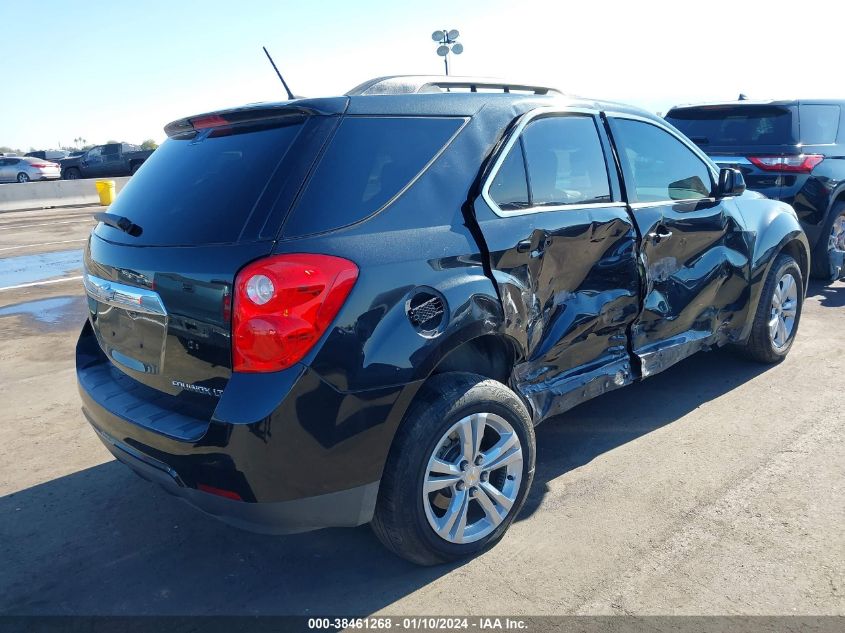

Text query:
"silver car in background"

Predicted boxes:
[[0, 156, 62, 183]]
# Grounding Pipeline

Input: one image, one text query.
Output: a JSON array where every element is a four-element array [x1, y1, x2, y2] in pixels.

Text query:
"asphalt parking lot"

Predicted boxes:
[[0, 204, 843, 616]]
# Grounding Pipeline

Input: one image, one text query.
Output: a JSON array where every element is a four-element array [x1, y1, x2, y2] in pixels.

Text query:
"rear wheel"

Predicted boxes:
[[811, 202, 845, 281], [63, 168, 80, 180], [739, 254, 803, 363], [16, 172, 30, 183], [372, 372, 535, 566]]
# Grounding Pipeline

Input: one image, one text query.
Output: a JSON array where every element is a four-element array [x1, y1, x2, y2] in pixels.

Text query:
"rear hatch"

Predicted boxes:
[[665, 103, 800, 199], [83, 100, 345, 399]]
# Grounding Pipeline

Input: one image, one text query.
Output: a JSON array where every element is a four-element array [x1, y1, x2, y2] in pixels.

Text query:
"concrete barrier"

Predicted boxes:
[[0, 177, 132, 213]]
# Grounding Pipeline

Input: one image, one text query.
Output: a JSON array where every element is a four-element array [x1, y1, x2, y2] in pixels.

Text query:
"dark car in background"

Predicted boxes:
[[61, 142, 154, 180], [666, 100, 845, 279], [77, 76, 809, 565], [26, 149, 71, 162]]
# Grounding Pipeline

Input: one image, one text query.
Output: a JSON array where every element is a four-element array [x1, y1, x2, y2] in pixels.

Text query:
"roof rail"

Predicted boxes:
[[346, 75, 562, 97]]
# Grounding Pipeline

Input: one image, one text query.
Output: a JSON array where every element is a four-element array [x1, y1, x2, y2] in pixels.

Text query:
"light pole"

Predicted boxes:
[[431, 29, 463, 76]]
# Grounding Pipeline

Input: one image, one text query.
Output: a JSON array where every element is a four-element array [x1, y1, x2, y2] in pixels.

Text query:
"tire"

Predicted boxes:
[[739, 254, 803, 364], [16, 172, 30, 183], [810, 201, 845, 281], [130, 162, 141, 175], [372, 372, 535, 566], [63, 168, 80, 180]]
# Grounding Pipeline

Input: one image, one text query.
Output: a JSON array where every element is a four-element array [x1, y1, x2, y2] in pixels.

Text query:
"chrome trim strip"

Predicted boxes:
[[480, 107, 614, 218], [83, 272, 167, 316], [709, 156, 753, 165]]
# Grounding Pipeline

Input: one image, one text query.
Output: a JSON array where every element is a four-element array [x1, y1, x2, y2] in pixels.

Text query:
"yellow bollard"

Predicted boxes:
[[94, 180, 116, 206]]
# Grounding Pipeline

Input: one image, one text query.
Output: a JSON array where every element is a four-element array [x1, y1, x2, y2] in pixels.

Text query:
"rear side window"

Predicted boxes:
[[521, 116, 611, 206], [799, 104, 840, 144], [284, 116, 464, 237], [95, 120, 305, 246], [666, 106, 796, 146], [487, 114, 611, 213], [489, 140, 529, 210], [613, 118, 712, 203]]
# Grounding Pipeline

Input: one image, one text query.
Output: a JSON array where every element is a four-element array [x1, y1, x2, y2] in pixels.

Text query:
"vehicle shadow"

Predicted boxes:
[[806, 279, 845, 308], [520, 347, 773, 520], [0, 348, 771, 616]]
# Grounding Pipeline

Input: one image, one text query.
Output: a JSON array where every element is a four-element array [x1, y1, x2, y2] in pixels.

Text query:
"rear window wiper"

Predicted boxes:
[[94, 212, 143, 237]]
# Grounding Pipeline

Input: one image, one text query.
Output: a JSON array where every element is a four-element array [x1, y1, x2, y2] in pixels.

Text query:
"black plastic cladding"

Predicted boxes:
[[77, 90, 810, 524]]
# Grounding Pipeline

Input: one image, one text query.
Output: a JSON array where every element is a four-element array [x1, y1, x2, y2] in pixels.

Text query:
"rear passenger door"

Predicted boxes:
[[607, 114, 747, 376], [474, 109, 641, 421]]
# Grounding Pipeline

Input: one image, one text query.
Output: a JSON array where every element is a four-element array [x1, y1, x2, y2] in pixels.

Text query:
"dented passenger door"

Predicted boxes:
[[606, 114, 747, 377], [473, 109, 641, 422]]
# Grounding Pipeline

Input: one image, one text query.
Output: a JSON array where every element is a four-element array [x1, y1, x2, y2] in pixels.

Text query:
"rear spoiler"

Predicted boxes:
[[163, 97, 349, 138]]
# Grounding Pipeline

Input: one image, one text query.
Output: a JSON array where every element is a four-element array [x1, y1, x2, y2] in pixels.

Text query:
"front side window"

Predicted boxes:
[[86, 147, 102, 159], [613, 118, 712, 203]]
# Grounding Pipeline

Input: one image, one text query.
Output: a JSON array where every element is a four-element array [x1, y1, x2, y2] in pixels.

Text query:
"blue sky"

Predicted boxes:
[[1, 0, 842, 150]]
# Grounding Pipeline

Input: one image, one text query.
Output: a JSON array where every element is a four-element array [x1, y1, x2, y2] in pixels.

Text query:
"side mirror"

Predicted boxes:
[[718, 167, 746, 197]]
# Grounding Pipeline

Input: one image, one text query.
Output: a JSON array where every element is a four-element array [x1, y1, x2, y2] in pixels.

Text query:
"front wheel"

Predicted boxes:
[[16, 172, 30, 183], [739, 253, 803, 364], [372, 372, 535, 566], [63, 168, 80, 180]]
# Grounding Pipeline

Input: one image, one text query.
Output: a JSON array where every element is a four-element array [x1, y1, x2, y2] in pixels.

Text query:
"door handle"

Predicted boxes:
[[517, 239, 544, 258], [648, 226, 673, 243]]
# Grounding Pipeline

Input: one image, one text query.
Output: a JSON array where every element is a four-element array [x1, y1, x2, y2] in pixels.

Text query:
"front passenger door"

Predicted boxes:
[[607, 115, 748, 376]]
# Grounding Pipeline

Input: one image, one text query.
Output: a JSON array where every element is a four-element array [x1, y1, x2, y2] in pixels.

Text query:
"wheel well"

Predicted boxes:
[[781, 239, 809, 287], [430, 335, 518, 385]]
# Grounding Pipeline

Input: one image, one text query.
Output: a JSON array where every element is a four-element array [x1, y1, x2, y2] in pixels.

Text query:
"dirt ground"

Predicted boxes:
[[0, 205, 843, 615]]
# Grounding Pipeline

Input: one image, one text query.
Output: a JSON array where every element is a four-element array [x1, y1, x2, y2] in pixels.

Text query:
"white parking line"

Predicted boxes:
[[0, 239, 87, 253], [0, 219, 94, 231], [0, 275, 83, 293]]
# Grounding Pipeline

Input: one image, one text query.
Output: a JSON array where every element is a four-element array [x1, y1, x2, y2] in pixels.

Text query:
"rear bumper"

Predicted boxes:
[[89, 419, 378, 534], [76, 321, 414, 534]]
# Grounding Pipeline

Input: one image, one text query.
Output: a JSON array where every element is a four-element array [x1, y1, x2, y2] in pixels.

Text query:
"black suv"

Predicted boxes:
[[77, 76, 809, 565], [666, 99, 845, 279]]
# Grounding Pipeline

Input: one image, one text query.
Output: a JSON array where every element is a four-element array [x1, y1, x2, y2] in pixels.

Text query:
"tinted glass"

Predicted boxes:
[[614, 119, 712, 202], [522, 116, 610, 206], [87, 147, 102, 159], [284, 116, 463, 237], [489, 140, 529, 210], [94, 121, 304, 246], [102, 144, 119, 155], [665, 106, 796, 146], [799, 105, 840, 144]]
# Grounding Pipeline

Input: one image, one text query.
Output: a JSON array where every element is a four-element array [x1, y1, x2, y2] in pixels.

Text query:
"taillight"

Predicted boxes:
[[748, 154, 824, 173], [29, 163, 51, 168], [232, 254, 358, 372]]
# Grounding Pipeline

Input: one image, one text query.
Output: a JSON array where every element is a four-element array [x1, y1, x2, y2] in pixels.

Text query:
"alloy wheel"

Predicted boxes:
[[829, 214, 845, 278], [769, 272, 798, 349], [422, 412, 523, 544]]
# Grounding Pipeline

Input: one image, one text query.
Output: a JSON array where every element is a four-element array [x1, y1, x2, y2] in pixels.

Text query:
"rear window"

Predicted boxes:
[[282, 116, 464, 237], [666, 106, 796, 146], [799, 104, 840, 144], [94, 119, 305, 246]]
